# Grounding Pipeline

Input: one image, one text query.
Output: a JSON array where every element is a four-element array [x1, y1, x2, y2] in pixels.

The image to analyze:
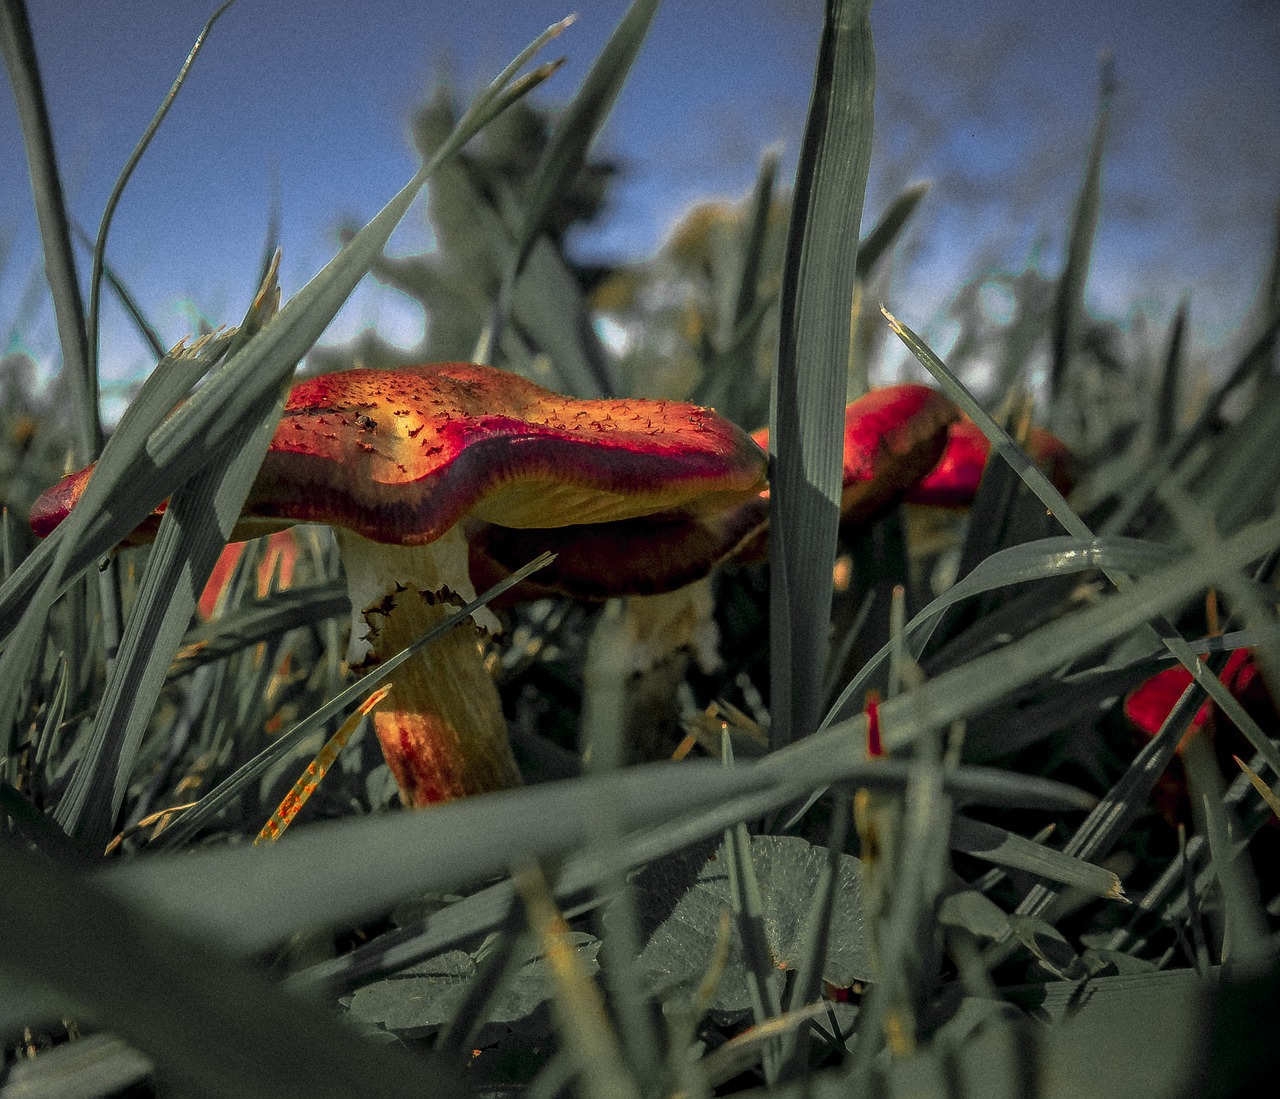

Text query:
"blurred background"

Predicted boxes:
[[2, 0, 1277, 417]]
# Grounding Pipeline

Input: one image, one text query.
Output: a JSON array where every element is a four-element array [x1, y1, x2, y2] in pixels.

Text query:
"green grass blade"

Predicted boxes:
[[86, 1, 238, 387], [288, 758, 1092, 1000], [0, 0, 98, 461], [796, 511, 1280, 763], [779, 787, 850, 1073], [824, 534, 1184, 727], [1049, 55, 1112, 405], [108, 761, 779, 956], [168, 579, 349, 679], [148, 552, 555, 849], [488, 0, 657, 394], [0, 838, 431, 1098], [950, 816, 1124, 901], [855, 180, 929, 280], [1154, 294, 1188, 446], [769, 0, 876, 750], [56, 380, 289, 846], [732, 147, 781, 331], [511, 0, 657, 282], [72, 220, 166, 359]]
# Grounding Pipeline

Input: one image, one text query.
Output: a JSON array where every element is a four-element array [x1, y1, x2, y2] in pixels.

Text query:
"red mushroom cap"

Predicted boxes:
[[750, 383, 960, 529], [906, 417, 1076, 508], [469, 383, 959, 602], [1123, 648, 1271, 745], [30, 363, 768, 548]]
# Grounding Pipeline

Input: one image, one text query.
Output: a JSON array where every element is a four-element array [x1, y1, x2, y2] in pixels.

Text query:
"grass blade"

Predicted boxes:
[[770, 0, 876, 749], [512, 0, 656, 283], [855, 179, 929, 280], [0, 0, 98, 461], [85, 1, 239, 386], [0, 836, 430, 1098], [53, 266, 285, 846], [1049, 55, 1112, 405]]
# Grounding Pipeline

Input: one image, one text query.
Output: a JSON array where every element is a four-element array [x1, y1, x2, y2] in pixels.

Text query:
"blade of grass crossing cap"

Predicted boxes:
[[53, 265, 286, 844], [255, 683, 392, 845], [147, 551, 556, 850], [770, 0, 876, 750]]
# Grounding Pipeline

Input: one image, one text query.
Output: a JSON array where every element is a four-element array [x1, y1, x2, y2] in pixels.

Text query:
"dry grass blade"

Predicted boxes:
[[254, 683, 392, 845], [1234, 755, 1280, 821]]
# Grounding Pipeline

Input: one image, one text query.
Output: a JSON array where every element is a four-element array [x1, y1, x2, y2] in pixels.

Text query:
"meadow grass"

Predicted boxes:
[[2, 0, 1279, 1095]]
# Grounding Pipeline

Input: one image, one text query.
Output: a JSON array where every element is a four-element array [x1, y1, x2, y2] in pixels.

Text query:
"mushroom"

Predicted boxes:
[[1123, 648, 1276, 825], [466, 383, 959, 761], [469, 383, 961, 601], [31, 362, 767, 808], [905, 416, 1076, 509]]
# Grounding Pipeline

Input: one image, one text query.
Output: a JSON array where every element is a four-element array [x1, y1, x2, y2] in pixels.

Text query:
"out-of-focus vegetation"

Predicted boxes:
[[3, 0, 1280, 1096]]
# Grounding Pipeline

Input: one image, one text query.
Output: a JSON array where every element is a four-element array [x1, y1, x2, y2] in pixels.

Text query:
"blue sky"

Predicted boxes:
[[3, 0, 1277, 408]]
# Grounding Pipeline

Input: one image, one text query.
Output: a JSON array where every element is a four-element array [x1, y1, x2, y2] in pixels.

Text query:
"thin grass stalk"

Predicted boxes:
[[0, 0, 98, 463], [85, 0, 239, 387], [72, 216, 165, 360], [779, 785, 851, 1077], [514, 861, 642, 1099], [431, 901, 526, 1081], [1049, 54, 1112, 406], [1154, 295, 1188, 446], [769, 0, 876, 751]]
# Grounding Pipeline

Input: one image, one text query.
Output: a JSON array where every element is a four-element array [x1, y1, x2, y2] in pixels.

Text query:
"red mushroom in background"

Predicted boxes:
[[905, 416, 1076, 508], [1123, 648, 1277, 825], [31, 362, 767, 808]]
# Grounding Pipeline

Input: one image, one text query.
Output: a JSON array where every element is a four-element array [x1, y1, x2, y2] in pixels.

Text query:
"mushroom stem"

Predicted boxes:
[[335, 528, 519, 807]]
